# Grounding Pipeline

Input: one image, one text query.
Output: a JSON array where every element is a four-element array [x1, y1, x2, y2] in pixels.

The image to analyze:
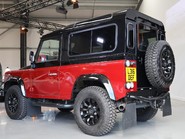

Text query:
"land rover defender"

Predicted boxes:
[[3, 9, 175, 136]]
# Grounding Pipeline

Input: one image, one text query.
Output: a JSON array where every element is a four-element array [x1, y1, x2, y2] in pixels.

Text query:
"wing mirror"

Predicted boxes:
[[29, 51, 35, 63], [29, 51, 35, 68]]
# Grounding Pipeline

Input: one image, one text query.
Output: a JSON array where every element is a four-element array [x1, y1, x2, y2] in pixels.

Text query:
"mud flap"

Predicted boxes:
[[122, 103, 137, 129], [162, 93, 172, 117]]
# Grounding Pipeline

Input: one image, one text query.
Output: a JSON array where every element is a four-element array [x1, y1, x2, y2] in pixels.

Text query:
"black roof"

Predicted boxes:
[[43, 9, 164, 38], [124, 9, 163, 26]]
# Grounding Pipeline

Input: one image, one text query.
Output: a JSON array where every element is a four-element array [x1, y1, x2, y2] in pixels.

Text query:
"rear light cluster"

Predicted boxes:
[[125, 60, 136, 90], [125, 82, 134, 90]]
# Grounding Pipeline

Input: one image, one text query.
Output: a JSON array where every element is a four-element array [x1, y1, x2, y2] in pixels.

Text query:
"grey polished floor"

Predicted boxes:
[[0, 99, 185, 139]]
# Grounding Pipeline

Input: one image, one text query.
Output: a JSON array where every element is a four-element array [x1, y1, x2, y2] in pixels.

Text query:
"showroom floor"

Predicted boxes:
[[0, 99, 184, 139]]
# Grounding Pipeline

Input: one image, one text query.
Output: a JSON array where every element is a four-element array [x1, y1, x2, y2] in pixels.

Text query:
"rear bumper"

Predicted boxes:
[[128, 92, 172, 116], [129, 92, 169, 108]]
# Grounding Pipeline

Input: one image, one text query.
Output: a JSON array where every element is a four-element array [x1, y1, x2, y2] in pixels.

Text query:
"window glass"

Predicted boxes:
[[69, 31, 91, 55], [36, 38, 60, 63], [92, 26, 115, 53], [138, 24, 157, 51], [127, 24, 134, 49], [69, 25, 116, 56]]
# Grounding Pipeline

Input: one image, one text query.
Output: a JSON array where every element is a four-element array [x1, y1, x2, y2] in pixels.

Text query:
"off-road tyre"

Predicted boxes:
[[145, 40, 175, 89], [5, 85, 27, 120], [74, 86, 116, 136], [137, 107, 158, 122]]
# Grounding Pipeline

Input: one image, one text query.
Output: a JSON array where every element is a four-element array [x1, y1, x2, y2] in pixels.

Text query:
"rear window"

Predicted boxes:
[[69, 25, 117, 56], [138, 24, 157, 51]]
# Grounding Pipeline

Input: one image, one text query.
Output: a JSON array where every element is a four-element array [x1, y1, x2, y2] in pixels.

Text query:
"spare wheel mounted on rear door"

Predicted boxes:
[[145, 40, 175, 89]]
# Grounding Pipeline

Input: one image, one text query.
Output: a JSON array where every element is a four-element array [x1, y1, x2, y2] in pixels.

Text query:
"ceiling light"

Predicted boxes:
[[67, 0, 78, 6], [56, 3, 68, 14], [73, 2, 79, 9], [72, 0, 77, 2], [20, 26, 28, 32], [66, 0, 79, 9]]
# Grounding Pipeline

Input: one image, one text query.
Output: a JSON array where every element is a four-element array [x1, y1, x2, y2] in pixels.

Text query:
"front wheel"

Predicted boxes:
[[74, 86, 117, 136], [5, 85, 27, 120]]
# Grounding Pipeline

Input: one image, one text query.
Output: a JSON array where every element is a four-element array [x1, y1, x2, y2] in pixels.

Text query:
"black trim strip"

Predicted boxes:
[[68, 53, 125, 65]]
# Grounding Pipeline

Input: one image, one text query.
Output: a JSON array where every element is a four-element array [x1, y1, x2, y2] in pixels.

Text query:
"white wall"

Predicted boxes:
[[0, 20, 74, 73], [0, 29, 20, 72], [139, 0, 185, 100], [0, 28, 40, 73]]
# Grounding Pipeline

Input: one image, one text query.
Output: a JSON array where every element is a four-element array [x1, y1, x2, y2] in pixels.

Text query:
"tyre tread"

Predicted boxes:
[[145, 40, 175, 89], [74, 86, 116, 136]]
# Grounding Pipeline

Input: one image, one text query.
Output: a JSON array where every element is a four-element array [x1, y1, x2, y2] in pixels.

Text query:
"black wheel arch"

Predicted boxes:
[[4, 77, 26, 97], [72, 74, 116, 100]]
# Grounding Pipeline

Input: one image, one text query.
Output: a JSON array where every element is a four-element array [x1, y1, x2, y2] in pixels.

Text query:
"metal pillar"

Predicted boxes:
[[20, 27, 27, 68]]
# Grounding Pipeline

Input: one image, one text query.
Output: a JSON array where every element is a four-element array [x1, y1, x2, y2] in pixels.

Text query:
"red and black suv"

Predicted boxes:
[[2, 9, 175, 136]]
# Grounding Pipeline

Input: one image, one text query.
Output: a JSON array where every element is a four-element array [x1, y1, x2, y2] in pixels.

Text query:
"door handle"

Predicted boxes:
[[48, 73, 58, 76]]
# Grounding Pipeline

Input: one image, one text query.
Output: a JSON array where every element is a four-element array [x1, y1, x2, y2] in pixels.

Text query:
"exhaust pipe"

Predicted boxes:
[[118, 104, 125, 112]]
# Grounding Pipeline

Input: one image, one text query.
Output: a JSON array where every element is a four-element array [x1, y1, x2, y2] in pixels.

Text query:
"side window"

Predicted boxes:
[[92, 26, 115, 52], [69, 25, 116, 56], [69, 31, 91, 55], [127, 24, 134, 49], [138, 24, 157, 51], [36, 38, 60, 63]]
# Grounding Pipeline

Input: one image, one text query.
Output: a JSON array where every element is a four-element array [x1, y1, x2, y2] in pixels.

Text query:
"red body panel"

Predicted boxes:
[[6, 60, 137, 101]]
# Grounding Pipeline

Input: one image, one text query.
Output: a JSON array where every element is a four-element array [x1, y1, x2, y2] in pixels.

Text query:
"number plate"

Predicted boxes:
[[126, 67, 137, 82]]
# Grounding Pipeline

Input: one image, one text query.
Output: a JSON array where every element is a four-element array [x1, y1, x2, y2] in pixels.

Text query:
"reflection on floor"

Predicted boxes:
[[0, 99, 185, 139]]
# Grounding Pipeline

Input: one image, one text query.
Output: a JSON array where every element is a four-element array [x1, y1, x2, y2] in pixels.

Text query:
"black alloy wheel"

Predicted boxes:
[[160, 46, 174, 78], [5, 85, 27, 120], [80, 98, 100, 126], [74, 86, 116, 136], [7, 93, 19, 113]]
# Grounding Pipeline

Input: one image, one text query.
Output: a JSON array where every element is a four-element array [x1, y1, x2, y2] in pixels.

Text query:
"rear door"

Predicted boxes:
[[136, 22, 158, 88]]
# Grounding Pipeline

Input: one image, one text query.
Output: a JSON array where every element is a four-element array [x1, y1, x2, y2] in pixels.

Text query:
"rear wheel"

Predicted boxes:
[[5, 85, 27, 120], [137, 106, 158, 122], [74, 86, 116, 136]]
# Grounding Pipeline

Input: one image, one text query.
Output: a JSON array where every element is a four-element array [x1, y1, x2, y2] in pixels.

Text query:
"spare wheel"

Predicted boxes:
[[145, 40, 175, 89]]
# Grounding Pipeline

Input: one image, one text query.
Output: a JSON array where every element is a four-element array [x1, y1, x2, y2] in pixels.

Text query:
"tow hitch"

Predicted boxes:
[[128, 92, 172, 117]]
